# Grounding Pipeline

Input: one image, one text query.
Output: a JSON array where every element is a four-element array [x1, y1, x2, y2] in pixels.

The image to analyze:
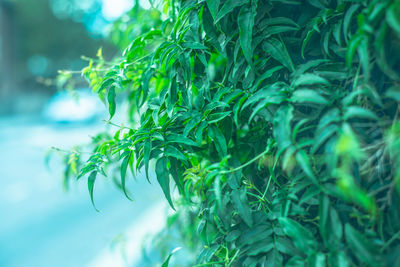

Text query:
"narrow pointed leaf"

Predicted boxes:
[[156, 157, 175, 209], [88, 171, 99, 212]]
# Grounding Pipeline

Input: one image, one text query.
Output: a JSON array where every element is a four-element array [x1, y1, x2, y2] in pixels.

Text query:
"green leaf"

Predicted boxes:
[[238, 3, 256, 64], [107, 86, 116, 119], [345, 224, 382, 265], [231, 188, 253, 227], [181, 41, 208, 50], [273, 105, 293, 151], [301, 29, 315, 59], [296, 149, 318, 184], [166, 133, 200, 147], [263, 39, 295, 72], [328, 251, 349, 267], [208, 111, 232, 124], [206, 0, 220, 20], [120, 152, 133, 200], [279, 217, 316, 253], [208, 125, 227, 158], [144, 139, 152, 182], [344, 4, 360, 41], [291, 89, 329, 105], [319, 196, 342, 248], [265, 250, 283, 267], [307, 253, 326, 267], [215, 0, 245, 22], [292, 73, 330, 87], [386, 2, 400, 35], [346, 33, 363, 68], [161, 247, 181, 267], [343, 106, 378, 121], [156, 157, 175, 210], [165, 145, 187, 161], [385, 86, 400, 101], [88, 171, 99, 212]]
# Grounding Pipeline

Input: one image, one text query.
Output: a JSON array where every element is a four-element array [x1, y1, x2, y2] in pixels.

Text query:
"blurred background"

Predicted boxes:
[[0, 0, 173, 266]]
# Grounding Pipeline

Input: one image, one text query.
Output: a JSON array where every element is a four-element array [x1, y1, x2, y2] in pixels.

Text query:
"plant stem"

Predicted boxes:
[[220, 149, 269, 174]]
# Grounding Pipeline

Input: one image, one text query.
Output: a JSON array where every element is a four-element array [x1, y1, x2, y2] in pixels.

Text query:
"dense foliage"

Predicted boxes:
[[64, 0, 400, 266]]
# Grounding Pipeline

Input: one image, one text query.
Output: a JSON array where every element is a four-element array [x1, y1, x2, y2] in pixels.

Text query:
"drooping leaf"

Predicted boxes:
[[292, 73, 330, 88], [144, 138, 152, 182], [107, 86, 116, 119], [279, 217, 316, 252], [120, 152, 133, 200], [166, 133, 200, 147], [345, 224, 382, 265], [161, 247, 181, 267], [291, 89, 329, 105], [208, 125, 227, 158], [273, 105, 293, 151], [231, 188, 253, 227], [156, 157, 175, 210], [263, 38, 295, 72], [88, 171, 99, 212], [238, 3, 256, 64], [386, 2, 400, 35], [215, 0, 245, 22]]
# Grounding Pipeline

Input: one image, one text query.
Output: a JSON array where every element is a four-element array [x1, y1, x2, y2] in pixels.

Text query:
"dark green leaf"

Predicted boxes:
[[215, 0, 245, 22], [120, 152, 133, 200], [107, 86, 116, 119], [273, 105, 293, 151], [345, 224, 382, 265], [208, 125, 227, 158], [279, 217, 316, 252], [238, 4, 256, 64], [231, 188, 253, 227], [263, 39, 295, 72], [144, 139, 151, 182], [156, 157, 175, 210]]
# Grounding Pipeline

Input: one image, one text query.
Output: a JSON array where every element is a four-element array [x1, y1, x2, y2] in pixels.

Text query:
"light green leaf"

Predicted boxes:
[[292, 73, 330, 87], [161, 247, 181, 267], [88, 171, 99, 212], [343, 106, 378, 121], [291, 89, 329, 105]]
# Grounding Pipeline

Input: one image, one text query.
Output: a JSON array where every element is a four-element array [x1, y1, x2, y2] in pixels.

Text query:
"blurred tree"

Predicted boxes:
[[0, 0, 116, 114], [0, 0, 16, 109]]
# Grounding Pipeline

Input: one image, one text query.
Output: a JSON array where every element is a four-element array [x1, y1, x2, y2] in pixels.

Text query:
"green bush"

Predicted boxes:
[[64, 0, 400, 265]]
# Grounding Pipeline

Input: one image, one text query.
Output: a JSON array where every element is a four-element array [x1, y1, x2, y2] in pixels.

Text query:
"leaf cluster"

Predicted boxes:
[[63, 0, 400, 266]]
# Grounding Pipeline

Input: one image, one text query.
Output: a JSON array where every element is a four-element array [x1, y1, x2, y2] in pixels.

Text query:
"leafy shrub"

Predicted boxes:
[[64, 0, 400, 266]]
